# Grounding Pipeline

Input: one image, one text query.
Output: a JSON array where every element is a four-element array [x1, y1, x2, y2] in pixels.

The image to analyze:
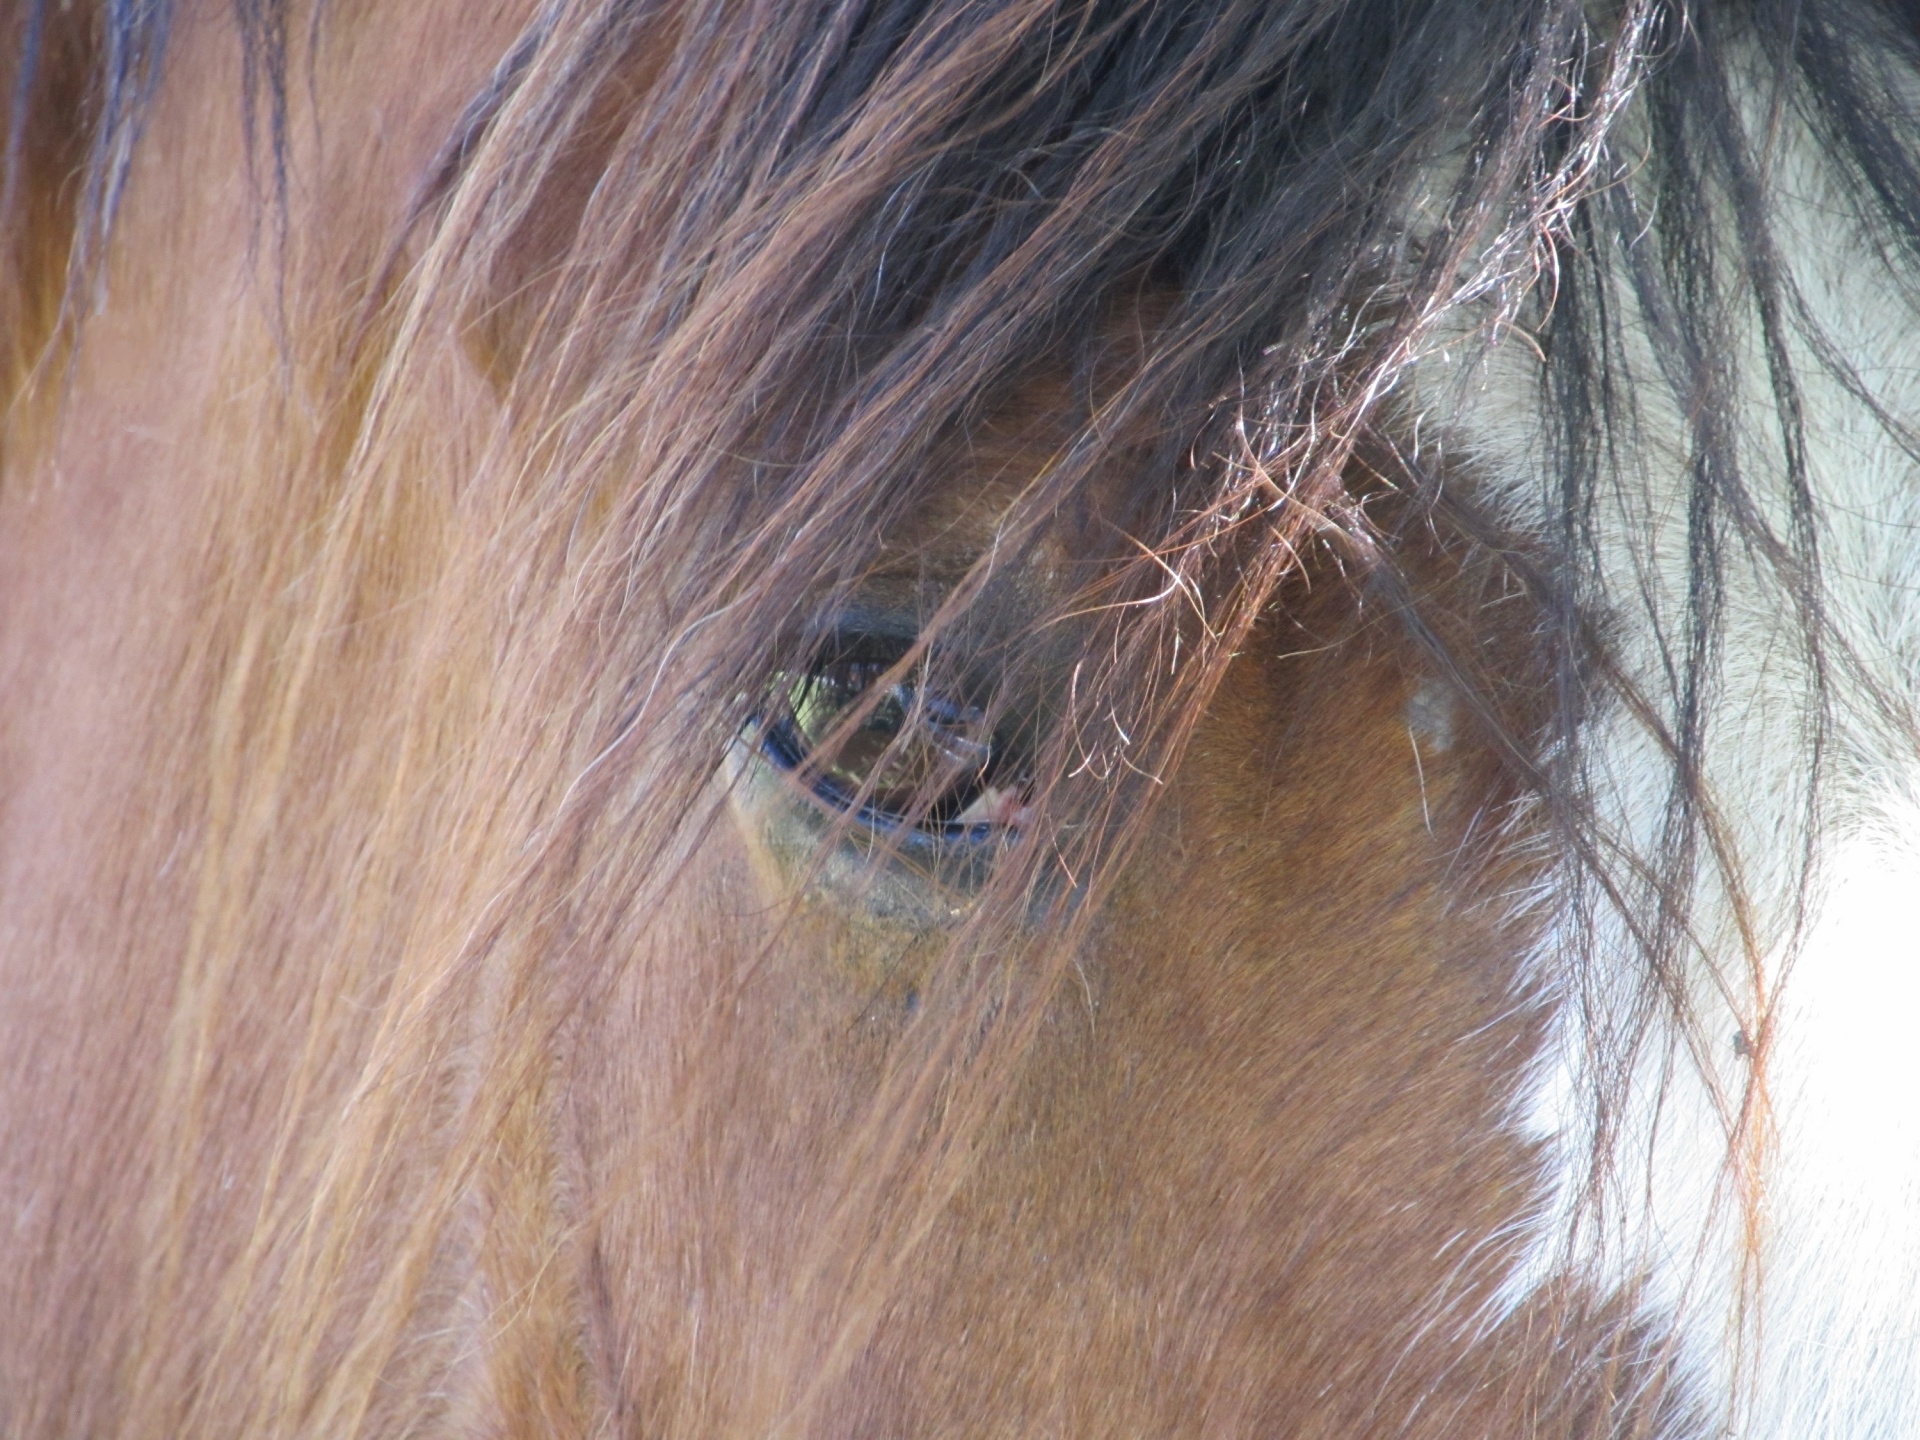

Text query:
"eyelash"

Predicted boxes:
[[758, 649, 1030, 842]]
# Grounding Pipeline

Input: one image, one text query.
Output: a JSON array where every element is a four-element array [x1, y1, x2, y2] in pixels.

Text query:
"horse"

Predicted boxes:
[[2, 0, 1918, 1434]]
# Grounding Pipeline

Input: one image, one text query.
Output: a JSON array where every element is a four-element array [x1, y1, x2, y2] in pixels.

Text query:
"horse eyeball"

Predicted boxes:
[[761, 653, 1029, 840]]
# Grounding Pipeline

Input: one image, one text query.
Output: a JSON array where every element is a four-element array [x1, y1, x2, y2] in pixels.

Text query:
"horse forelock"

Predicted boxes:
[[4, 0, 1920, 1435]]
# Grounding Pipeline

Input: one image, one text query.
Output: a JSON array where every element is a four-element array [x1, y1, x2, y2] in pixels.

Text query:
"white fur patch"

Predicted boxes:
[[1409, 92, 1920, 1437]]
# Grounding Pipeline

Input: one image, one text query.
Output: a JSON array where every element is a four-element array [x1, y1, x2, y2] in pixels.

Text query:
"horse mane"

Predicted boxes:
[[6, 0, 1920, 1431]]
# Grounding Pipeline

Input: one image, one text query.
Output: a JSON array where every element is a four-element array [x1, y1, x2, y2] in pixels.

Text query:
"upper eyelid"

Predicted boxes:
[[789, 584, 1059, 741], [805, 600, 925, 652], [802, 612, 995, 697], [812, 631, 925, 670]]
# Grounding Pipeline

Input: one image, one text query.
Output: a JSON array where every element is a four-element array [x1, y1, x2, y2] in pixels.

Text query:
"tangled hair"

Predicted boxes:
[[7, 0, 1920, 1432]]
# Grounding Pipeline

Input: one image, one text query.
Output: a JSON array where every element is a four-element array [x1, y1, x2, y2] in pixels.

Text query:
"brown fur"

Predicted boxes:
[[0, 2, 1699, 1435]]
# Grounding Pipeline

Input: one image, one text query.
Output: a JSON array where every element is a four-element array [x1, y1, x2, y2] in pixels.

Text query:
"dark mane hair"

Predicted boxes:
[[7, 0, 1920, 1429]]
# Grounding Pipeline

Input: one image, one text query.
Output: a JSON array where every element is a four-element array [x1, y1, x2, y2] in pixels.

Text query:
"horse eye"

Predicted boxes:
[[761, 653, 1029, 838]]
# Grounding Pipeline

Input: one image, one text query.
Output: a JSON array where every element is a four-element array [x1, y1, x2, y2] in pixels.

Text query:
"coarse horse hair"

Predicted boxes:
[[5, 0, 1920, 1433]]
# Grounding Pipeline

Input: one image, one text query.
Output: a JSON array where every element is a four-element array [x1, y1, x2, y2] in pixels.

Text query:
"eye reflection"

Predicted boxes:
[[762, 651, 1030, 838]]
